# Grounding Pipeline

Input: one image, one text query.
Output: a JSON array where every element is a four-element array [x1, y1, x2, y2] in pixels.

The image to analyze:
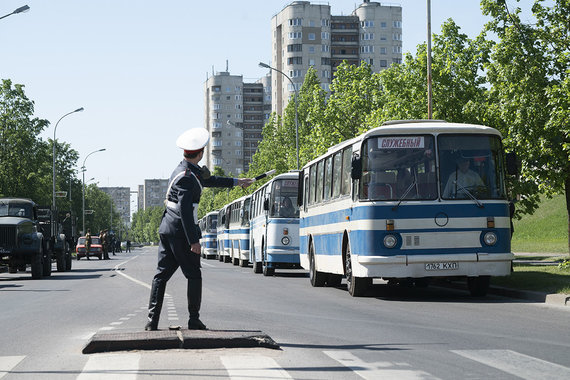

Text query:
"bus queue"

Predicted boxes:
[[199, 120, 517, 297]]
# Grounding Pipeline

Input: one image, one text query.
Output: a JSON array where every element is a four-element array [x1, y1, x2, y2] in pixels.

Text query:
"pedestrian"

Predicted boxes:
[[126, 239, 131, 252], [85, 229, 92, 260], [101, 230, 109, 260], [145, 127, 253, 331]]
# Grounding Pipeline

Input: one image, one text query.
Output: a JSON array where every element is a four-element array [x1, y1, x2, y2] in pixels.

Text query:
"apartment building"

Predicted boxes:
[[203, 71, 270, 175], [139, 179, 168, 210], [270, 0, 402, 115], [99, 187, 131, 226]]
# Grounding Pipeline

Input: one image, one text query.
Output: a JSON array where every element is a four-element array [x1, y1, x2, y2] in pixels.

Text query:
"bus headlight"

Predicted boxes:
[[383, 234, 397, 249], [483, 232, 497, 246], [281, 236, 291, 245]]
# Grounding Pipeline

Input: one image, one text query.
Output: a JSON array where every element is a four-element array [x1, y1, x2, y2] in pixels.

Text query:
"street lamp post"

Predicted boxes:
[[0, 5, 30, 21], [52, 107, 84, 235], [81, 149, 105, 235], [259, 62, 299, 170]]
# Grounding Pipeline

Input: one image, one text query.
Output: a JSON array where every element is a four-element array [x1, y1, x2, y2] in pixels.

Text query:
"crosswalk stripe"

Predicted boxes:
[[220, 355, 293, 379], [77, 353, 140, 380], [452, 349, 570, 380], [324, 350, 441, 380], [0, 356, 25, 379]]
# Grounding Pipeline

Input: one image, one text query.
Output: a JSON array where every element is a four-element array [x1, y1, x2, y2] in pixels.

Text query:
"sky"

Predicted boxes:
[[1, 0, 533, 211]]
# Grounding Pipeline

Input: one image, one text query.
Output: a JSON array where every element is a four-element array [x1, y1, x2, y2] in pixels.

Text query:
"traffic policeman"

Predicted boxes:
[[145, 127, 253, 331]]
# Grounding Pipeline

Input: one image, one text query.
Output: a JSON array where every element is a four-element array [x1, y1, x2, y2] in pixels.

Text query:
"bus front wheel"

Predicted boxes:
[[345, 243, 370, 297]]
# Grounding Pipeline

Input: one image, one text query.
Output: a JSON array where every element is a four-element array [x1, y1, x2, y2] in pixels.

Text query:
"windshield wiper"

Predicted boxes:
[[455, 182, 484, 208], [392, 180, 417, 211]]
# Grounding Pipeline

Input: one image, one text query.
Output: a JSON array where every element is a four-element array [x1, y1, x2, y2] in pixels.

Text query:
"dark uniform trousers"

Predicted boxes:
[[146, 160, 234, 330]]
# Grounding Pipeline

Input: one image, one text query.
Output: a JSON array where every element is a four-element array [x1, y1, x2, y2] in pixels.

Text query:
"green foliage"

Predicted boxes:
[[130, 206, 163, 243], [83, 184, 122, 235]]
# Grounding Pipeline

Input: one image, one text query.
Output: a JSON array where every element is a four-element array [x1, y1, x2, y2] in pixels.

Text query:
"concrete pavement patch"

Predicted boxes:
[[82, 329, 279, 354]]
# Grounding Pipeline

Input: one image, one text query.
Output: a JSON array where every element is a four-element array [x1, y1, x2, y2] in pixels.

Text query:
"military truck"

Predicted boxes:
[[37, 206, 72, 272], [0, 198, 52, 278]]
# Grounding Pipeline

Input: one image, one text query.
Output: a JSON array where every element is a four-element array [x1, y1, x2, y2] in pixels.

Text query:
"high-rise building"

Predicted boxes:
[[139, 179, 168, 210], [99, 187, 131, 226], [203, 70, 270, 175], [270, 0, 402, 115]]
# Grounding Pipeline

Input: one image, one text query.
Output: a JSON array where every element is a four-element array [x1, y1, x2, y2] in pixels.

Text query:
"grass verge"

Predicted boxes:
[[491, 261, 570, 294]]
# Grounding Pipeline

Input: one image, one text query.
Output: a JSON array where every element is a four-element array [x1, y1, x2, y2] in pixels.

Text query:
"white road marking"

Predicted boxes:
[[221, 355, 293, 379], [324, 350, 440, 380], [201, 261, 215, 268], [0, 356, 25, 379], [77, 353, 140, 380], [452, 349, 570, 380]]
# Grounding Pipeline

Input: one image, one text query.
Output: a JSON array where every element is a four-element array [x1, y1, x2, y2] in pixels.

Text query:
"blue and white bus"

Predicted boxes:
[[227, 194, 252, 267], [250, 172, 301, 276], [216, 204, 231, 263], [199, 211, 218, 259], [299, 120, 517, 297]]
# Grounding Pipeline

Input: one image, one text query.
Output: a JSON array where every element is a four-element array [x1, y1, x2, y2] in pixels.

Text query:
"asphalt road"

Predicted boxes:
[[0, 246, 569, 379]]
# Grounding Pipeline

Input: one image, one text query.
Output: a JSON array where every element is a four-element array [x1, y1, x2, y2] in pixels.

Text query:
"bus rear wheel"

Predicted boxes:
[[345, 243, 370, 297], [309, 242, 325, 287]]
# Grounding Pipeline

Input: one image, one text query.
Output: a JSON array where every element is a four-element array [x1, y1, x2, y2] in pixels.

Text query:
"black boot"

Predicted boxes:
[[187, 278, 206, 330], [145, 278, 166, 331]]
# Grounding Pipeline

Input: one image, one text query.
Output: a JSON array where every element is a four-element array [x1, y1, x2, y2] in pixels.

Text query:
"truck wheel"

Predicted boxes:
[[31, 248, 43, 279], [43, 250, 52, 277], [8, 265, 17, 274], [56, 250, 66, 272]]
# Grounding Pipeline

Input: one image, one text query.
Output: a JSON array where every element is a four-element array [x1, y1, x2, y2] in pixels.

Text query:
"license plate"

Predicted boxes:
[[425, 262, 458, 271]]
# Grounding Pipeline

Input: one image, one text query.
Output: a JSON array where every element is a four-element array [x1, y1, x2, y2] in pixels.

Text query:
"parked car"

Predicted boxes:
[[76, 236, 103, 260]]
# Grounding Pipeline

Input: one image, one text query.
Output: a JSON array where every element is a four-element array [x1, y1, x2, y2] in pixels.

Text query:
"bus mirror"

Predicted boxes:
[[506, 152, 518, 176], [351, 157, 362, 180]]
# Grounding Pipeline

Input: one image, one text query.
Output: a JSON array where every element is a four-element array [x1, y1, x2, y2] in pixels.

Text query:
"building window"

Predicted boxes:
[[379, 47, 387, 55], [288, 31, 302, 39], [393, 58, 402, 64], [213, 104, 220, 110], [380, 35, 387, 41], [322, 70, 330, 79], [212, 122, 221, 129], [235, 104, 241, 109], [380, 60, 388, 67], [393, 46, 402, 54], [360, 46, 374, 54], [321, 44, 329, 53], [289, 69, 302, 78], [309, 46, 315, 53], [309, 59, 315, 66], [287, 57, 303, 65], [393, 33, 402, 41], [361, 33, 374, 40], [393, 20, 402, 28], [212, 86, 221, 92], [235, 141, 242, 146], [380, 21, 387, 28], [360, 20, 374, 28], [287, 44, 303, 52], [321, 19, 330, 27], [289, 18, 302, 26], [309, 20, 315, 27], [308, 32, 316, 41], [235, 150, 242, 156], [321, 31, 329, 40]]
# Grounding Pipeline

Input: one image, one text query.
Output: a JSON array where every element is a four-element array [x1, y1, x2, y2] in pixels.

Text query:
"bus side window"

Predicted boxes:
[[341, 147, 352, 195]]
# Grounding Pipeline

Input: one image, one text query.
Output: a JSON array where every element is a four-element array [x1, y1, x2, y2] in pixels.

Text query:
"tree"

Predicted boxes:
[[0, 79, 50, 201], [480, 0, 570, 250]]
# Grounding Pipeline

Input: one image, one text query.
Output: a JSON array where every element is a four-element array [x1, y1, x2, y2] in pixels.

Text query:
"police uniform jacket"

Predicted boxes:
[[160, 160, 234, 245]]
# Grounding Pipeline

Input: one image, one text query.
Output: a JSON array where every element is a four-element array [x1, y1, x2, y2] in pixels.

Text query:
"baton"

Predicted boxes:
[[254, 169, 276, 182]]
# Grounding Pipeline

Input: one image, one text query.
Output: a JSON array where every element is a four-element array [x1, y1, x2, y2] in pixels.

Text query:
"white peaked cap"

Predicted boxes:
[[176, 128, 210, 151]]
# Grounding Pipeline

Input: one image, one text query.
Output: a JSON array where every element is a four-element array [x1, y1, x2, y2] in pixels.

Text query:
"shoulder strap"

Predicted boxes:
[[164, 169, 203, 204]]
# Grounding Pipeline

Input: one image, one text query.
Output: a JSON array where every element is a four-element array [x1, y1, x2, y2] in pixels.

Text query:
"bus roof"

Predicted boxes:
[[303, 121, 502, 169]]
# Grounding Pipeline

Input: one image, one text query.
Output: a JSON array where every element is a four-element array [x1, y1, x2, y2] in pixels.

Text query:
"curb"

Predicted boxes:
[[82, 329, 279, 354]]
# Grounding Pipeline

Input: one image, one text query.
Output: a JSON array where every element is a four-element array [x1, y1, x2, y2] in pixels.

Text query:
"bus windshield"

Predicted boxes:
[[361, 135, 437, 200], [207, 215, 217, 230], [438, 134, 507, 200], [270, 179, 299, 218]]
